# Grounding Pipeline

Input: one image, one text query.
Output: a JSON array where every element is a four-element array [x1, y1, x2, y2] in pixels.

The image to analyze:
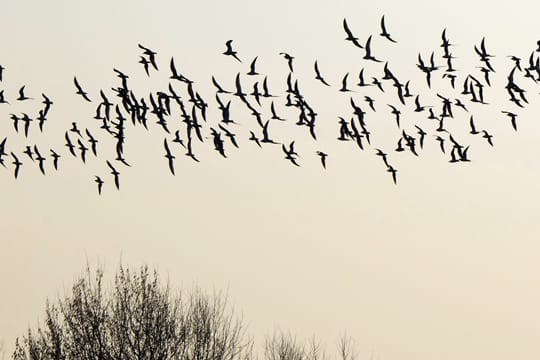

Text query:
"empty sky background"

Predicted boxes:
[[1, 1, 540, 359]]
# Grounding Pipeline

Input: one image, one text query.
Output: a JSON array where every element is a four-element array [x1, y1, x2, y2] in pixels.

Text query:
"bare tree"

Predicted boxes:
[[12, 264, 252, 360], [264, 331, 350, 360], [12, 263, 362, 360], [264, 330, 305, 360], [337, 333, 356, 360], [185, 288, 250, 360], [305, 337, 327, 360], [107, 266, 187, 360]]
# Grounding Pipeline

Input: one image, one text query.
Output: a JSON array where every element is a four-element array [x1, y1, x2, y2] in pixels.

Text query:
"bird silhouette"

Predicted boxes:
[[314, 61, 331, 86], [0, 138, 7, 167], [139, 56, 151, 76], [22, 147, 34, 162], [501, 111, 518, 131], [138, 44, 159, 70], [387, 165, 397, 184], [247, 56, 259, 76], [474, 37, 495, 72], [364, 96, 376, 111], [170, 57, 193, 83], [248, 131, 262, 148], [172, 129, 185, 148], [223, 40, 242, 62], [163, 138, 175, 175], [95, 176, 104, 195], [363, 35, 382, 62], [379, 16, 397, 43], [85, 129, 98, 156], [282, 141, 300, 166], [261, 120, 278, 144], [388, 104, 401, 127], [17, 86, 31, 101], [261, 76, 275, 97], [106, 160, 120, 190], [65, 132, 76, 157], [21, 113, 32, 138], [482, 130, 494, 146], [280, 52, 294, 72], [375, 149, 390, 167], [73, 77, 92, 102], [33, 145, 46, 175], [372, 77, 384, 92], [37, 110, 47, 132], [339, 73, 351, 92], [11, 152, 22, 179], [218, 124, 239, 148], [316, 151, 327, 169], [50, 149, 60, 170], [0, 90, 9, 104], [70, 122, 82, 137], [469, 116, 480, 135], [357, 68, 371, 87], [342, 18, 364, 48], [77, 139, 88, 163], [270, 101, 285, 121], [435, 136, 445, 153]]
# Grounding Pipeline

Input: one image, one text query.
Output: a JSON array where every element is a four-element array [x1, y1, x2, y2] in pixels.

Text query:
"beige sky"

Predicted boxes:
[[1, 1, 540, 359]]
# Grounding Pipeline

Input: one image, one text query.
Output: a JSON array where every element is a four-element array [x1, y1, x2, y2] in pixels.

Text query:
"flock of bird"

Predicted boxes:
[[1, 16, 540, 194]]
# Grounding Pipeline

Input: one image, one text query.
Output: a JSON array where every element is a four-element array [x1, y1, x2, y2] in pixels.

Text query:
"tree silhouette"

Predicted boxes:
[[12, 265, 252, 360], [263, 330, 356, 360]]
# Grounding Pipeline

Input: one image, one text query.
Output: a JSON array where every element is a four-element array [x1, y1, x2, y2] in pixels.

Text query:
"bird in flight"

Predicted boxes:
[[73, 77, 92, 102], [282, 141, 300, 166], [170, 57, 193, 83], [95, 176, 104, 195], [482, 130, 494, 146], [387, 165, 397, 184], [0, 90, 9, 104], [11, 152, 22, 179], [379, 15, 397, 43], [280, 52, 294, 72], [339, 73, 351, 92], [65, 132, 76, 157], [474, 37, 495, 72], [342, 18, 364, 48], [314, 61, 331, 86], [21, 113, 32, 138], [77, 139, 88, 163], [163, 138, 176, 175], [138, 44, 159, 71], [34, 146, 46, 175], [363, 35, 382, 62], [0, 138, 7, 167], [223, 40, 242, 62], [50, 149, 60, 170], [316, 151, 327, 169], [249, 131, 262, 148], [86, 129, 98, 156], [211, 75, 231, 94], [17, 86, 31, 101], [106, 160, 120, 190], [501, 111, 518, 131], [247, 56, 259, 76], [469, 116, 480, 135]]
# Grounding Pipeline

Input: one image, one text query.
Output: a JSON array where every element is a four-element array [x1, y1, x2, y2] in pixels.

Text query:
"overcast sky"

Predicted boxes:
[[1, 1, 540, 359]]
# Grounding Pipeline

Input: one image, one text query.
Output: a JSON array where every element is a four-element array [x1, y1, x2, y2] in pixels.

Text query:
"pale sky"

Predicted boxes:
[[2, 1, 540, 359]]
